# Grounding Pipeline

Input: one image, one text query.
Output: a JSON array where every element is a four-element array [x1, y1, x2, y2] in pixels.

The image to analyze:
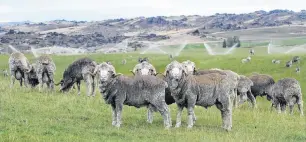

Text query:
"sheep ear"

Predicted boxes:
[[112, 73, 122, 78], [154, 72, 159, 76]]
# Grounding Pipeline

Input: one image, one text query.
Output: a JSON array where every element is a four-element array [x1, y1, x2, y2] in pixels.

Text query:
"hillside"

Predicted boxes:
[[1, 9, 306, 53]]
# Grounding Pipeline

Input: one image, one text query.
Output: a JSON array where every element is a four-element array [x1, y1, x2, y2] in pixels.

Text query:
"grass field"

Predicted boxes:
[[0, 45, 306, 142]]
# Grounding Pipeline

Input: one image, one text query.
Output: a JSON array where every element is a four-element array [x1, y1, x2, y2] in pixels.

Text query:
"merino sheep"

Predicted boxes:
[[210, 68, 240, 108], [248, 73, 275, 99], [241, 58, 250, 63], [164, 61, 232, 130], [56, 57, 98, 96], [8, 52, 33, 88], [2, 69, 8, 77], [181, 60, 196, 74], [122, 59, 127, 65], [267, 78, 303, 116], [286, 60, 292, 67], [292, 56, 300, 63], [131, 61, 157, 76], [97, 62, 171, 128], [272, 59, 281, 64], [249, 49, 255, 55], [296, 67, 300, 73], [237, 75, 256, 108], [34, 55, 56, 91]]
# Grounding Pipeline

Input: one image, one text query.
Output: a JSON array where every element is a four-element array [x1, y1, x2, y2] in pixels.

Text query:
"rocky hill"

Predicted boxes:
[[1, 9, 306, 53]]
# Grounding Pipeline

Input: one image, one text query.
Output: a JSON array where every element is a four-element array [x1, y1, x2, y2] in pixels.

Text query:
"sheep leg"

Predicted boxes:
[[48, 72, 55, 91], [91, 76, 96, 97], [187, 106, 195, 129], [24, 73, 29, 87], [155, 102, 171, 129], [247, 90, 257, 108], [84, 75, 93, 97], [10, 75, 15, 88], [111, 104, 117, 126], [115, 103, 123, 128], [37, 73, 43, 92], [76, 81, 81, 96], [175, 104, 184, 128], [233, 89, 238, 108], [281, 104, 287, 114], [147, 104, 154, 124], [217, 95, 232, 131], [297, 102, 304, 116], [276, 103, 281, 114], [19, 78, 23, 87]]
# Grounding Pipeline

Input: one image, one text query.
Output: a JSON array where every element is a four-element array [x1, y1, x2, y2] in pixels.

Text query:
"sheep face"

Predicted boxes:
[[60, 70, 75, 92], [98, 62, 116, 82], [132, 62, 156, 76], [165, 61, 186, 90], [181, 60, 196, 74]]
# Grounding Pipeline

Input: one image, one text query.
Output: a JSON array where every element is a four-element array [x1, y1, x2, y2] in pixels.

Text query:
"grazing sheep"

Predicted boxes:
[[34, 55, 56, 91], [286, 60, 292, 67], [237, 75, 256, 108], [248, 73, 275, 99], [246, 56, 251, 61], [2, 69, 8, 77], [272, 59, 281, 64], [56, 57, 98, 96], [27, 64, 39, 88], [8, 52, 33, 88], [122, 59, 127, 65], [296, 67, 300, 73], [241, 58, 249, 63], [181, 60, 196, 75], [164, 61, 232, 130], [131, 60, 157, 76], [292, 56, 300, 63], [97, 62, 171, 128], [249, 49, 255, 55], [267, 78, 303, 116]]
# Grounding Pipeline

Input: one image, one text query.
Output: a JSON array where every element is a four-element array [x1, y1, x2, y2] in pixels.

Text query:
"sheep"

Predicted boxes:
[[34, 55, 56, 91], [56, 57, 98, 96], [248, 73, 275, 99], [27, 64, 40, 88], [249, 49, 255, 55], [164, 61, 232, 130], [8, 52, 33, 88], [169, 54, 173, 60], [292, 56, 300, 63], [296, 67, 300, 73], [181, 60, 196, 75], [96, 62, 171, 128], [272, 59, 281, 64], [131, 60, 157, 76], [2, 69, 8, 77], [210, 68, 240, 108], [241, 58, 249, 63], [267, 78, 303, 116], [237, 75, 256, 108], [122, 59, 127, 65], [246, 56, 251, 61], [286, 60, 292, 67]]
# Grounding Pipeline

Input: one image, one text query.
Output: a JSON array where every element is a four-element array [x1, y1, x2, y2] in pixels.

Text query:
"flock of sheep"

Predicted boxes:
[[7, 51, 304, 131]]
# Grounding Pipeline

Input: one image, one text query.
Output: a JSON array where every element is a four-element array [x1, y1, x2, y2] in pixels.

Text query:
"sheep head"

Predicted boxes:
[[181, 60, 196, 75], [164, 60, 187, 89], [132, 61, 157, 76]]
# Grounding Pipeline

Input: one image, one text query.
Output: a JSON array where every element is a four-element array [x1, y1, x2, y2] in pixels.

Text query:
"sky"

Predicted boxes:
[[0, 0, 305, 22]]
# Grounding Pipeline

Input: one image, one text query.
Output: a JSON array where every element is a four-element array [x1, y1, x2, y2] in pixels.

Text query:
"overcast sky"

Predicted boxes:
[[0, 0, 305, 22]]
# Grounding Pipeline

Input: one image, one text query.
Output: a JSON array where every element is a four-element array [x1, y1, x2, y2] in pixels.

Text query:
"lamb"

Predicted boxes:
[[267, 78, 303, 116], [296, 67, 300, 73], [248, 73, 275, 99], [96, 62, 171, 128], [164, 61, 232, 130], [56, 57, 98, 96], [8, 52, 33, 88], [181, 60, 196, 74], [34, 55, 56, 91], [237, 75, 256, 108], [131, 60, 157, 76], [241, 58, 250, 63]]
